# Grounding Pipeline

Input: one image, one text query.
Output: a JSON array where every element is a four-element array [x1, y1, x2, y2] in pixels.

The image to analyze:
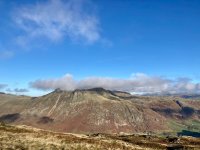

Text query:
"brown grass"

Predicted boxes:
[[0, 124, 200, 150]]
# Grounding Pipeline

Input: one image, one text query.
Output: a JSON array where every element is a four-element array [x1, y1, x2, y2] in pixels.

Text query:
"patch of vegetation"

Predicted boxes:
[[168, 120, 188, 132], [185, 120, 200, 132], [168, 119, 200, 138]]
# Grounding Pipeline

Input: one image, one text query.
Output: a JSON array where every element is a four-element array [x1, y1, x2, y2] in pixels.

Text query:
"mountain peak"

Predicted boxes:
[[53, 88, 63, 93], [87, 87, 108, 92], [74, 87, 113, 95], [52, 87, 131, 97]]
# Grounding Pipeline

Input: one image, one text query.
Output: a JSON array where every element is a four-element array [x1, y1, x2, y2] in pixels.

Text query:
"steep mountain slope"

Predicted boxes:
[[19, 88, 166, 133], [0, 88, 200, 134]]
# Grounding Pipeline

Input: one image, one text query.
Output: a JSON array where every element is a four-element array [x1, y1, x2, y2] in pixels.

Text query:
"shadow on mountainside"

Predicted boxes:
[[0, 113, 20, 123], [178, 130, 200, 138]]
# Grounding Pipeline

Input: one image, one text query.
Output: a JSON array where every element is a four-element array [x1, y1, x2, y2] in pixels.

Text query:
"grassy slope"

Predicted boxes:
[[168, 119, 200, 132], [0, 94, 31, 115], [0, 123, 200, 150]]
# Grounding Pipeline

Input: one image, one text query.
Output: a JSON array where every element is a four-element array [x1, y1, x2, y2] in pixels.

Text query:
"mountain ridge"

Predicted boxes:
[[0, 88, 200, 134]]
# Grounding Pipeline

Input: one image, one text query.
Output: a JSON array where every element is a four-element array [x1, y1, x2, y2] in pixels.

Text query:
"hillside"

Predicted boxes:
[[0, 93, 31, 116], [0, 123, 200, 150], [0, 88, 200, 135]]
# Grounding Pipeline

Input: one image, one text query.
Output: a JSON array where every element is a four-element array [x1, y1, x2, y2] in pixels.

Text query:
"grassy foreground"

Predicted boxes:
[[0, 123, 200, 150]]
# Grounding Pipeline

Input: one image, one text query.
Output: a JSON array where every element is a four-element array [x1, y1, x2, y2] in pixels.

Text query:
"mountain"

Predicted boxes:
[[0, 88, 200, 134]]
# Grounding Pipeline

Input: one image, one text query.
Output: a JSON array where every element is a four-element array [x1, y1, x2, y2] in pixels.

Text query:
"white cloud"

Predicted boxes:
[[13, 0, 100, 44], [30, 73, 200, 94], [30, 74, 76, 91], [0, 50, 14, 59]]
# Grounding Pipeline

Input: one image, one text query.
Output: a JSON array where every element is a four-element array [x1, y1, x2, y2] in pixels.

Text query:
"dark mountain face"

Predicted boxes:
[[0, 88, 200, 134]]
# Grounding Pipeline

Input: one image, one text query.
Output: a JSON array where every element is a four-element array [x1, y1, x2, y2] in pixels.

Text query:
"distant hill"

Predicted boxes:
[[0, 88, 200, 134], [178, 94, 200, 99], [143, 93, 200, 100]]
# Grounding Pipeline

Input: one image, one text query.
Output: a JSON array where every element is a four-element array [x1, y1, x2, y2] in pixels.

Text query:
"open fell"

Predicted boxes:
[[0, 123, 200, 150], [0, 88, 200, 135]]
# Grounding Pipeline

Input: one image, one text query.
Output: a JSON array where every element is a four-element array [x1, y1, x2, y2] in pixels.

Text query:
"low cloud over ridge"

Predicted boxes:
[[30, 73, 200, 94]]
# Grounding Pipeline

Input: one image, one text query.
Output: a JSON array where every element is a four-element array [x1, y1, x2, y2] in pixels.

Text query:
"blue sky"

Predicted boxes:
[[0, 0, 200, 96]]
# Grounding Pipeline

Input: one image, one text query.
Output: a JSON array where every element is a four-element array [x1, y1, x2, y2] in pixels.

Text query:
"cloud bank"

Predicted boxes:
[[14, 0, 100, 43], [30, 73, 200, 94]]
